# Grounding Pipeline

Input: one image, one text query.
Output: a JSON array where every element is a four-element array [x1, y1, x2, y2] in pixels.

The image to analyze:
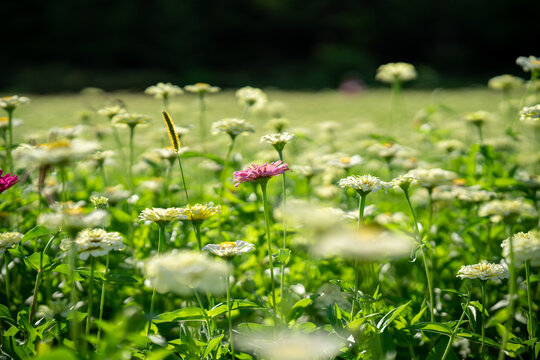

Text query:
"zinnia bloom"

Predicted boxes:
[[260, 132, 295, 152], [184, 83, 220, 95], [405, 168, 457, 189], [327, 155, 363, 169], [501, 231, 540, 267], [111, 113, 151, 128], [235, 86, 267, 107], [0, 95, 30, 111], [0, 232, 23, 255], [516, 56, 540, 73], [138, 207, 187, 226], [0, 170, 19, 194], [74, 228, 124, 260], [180, 203, 221, 224], [145, 82, 184, 99], [464, 111, 493, 126], [203, 240, 255, 259], [478, 199, 537, 223], [211, 118, 255, 139], [375, 62, 417, 83], [233, 161, 290, 187], [338, 174, 390, 195], [97, 105, 127, 119], [519, 104, 540, 126], [488, 75, 524, 91], [457, 261, 508, 281]]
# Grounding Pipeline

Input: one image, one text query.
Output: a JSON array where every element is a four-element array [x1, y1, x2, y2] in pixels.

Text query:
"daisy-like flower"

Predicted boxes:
[[0, 117, 23, 130], [184, 82, 220, 95], [49, 125, 86, 140], [0, 232, 23, 255], [465, 111, 493, 126], [266, 118, 291, 133], [375, 62, 417, 83], [74, 228, 124, 260], [516, 56, 540, 73], [502, 231, 540, 267], [90, 195, 109, 209], [338, 175, 390, 195], [455, 186, 496, 203], [519, 104, 540, 127], [390, 174, 419, 191], [405, 168, 457, 189], [91, 150, 115, 167], [233, 161, 290, 187], [111, 113, 151, 128], [138, 207, 187, 226], [457, 261, 508, 281], [374, 211, 409, 225], [235, 86, 267, 108], [488, 75, 524, 91], [144, 250, 230, 296], [97, 105, 127, 119], [327, 155, 363, 169], [145, 82, 184, 99], [436, 139, 465, 153], [15, 139, 99, 168], [211, 118, 255, 139], [478, 199, 537, 223], [260, 132, 295, 152], [367, 142, 414, 160], [0, 170, 19, 194], [0, 95, 30, 112], [203, 240, 255, 259], [180, 203, 221, 224], [38, 204, 108, 233]]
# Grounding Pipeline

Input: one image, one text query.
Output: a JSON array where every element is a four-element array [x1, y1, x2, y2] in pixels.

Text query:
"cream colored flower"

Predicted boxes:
[[145, 82, 184, 99], [104, 185, 131, 204], [111, 113, 151, 128], [38, 205, 107, 232], [138, 207, 187, 225], [405, 168, 457, 188], [260, 132, 295, 152], [0, 117, 23, 129], [455, 186, 495, 203], [457, 261, 508, 280], [144, 250, 230, 296], [375, 62, 417, 83], [488, 75, 524, 91], [436, 139, 465, 153], [464, 111, 493, 126], [519, 104, 540, 127], [235, 86, 267, 107], [97, 105, 127, 119], [516, 56, 540, 72], [374, 211, 409, 225], [211, 118, 255, 138], [478, 199, 537, 223], [338, 174, 390, 194], [15, 139, 99, 167], [49, 125, 86, 140], [184, 82, 220, 95], [90, 195, 109, 209], [502, 231, 540, 267], [290, 164, 324, 179], [367, 143, 415, 160], [327, 154, 363, 169], [203, 240, 255, 258], [180, 203, 221, 224], [266, 117, 290, 133], [390, 175, 419, 191], [0, 95, 30, 111], [74, 228, 124, 260], [0, 232, 23, 255]]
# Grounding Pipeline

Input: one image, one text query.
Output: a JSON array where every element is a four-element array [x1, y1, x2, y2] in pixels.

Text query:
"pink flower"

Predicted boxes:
[[233, 161, 290, 187], [0, 170, 18, 194]]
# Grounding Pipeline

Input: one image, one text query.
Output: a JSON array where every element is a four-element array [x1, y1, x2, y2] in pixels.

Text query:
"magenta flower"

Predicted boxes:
[[233, 161, 290, 187], [0, 170, 18, 194]]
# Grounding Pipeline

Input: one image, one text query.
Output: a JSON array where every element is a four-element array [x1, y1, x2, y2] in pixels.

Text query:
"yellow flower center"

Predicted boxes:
[[65, 208, 84, 215], [0, 117, 8, 122], [453, 178, 467, 186], [339, 157, 351, 164], [40, 141, 71, 149], [195, 82, 209, 86], [382, 142, 394, 148], [220, 241, 236, 250]]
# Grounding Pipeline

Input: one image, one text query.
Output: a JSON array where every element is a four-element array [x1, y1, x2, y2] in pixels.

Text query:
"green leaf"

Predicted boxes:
[[377, 301, 411, 333], [155, 308, 205, 323], [411, 322, 452, 335], [104, 273, 139, 284], [203, 334, 224, 358], [208, 300, 261, 318], [287, 297, 312, 323], [36, 348, 78, 360], [22, 226, 51, 243], [24, 252, 50, 271], [411, 306, 427, 325]]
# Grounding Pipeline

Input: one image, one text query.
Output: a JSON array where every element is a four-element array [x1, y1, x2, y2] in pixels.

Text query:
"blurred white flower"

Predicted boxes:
[[138, 207, 187, 226], [516, 56, 540, 72], [457, 261, 508, 280], [327, 155, 363, 169], [519, 104, 540, 127], [405, 168, 457, 189], [0, 232, 23, 255], [375, 62, 417, 83], [74, 228, 124, 260], [338, 175, 390, 194], [488, 75, 524, 91], [502, 230, 540, 267], [145, 82, 184, 99], [211, 118, 255, 138], [236, 86, 267, 107], [111, 113, 151, 128], [203, 240, 255, 258], [184, 82, 220, 95], [478, 199, 537, 223], [0, 95, 30, 111]]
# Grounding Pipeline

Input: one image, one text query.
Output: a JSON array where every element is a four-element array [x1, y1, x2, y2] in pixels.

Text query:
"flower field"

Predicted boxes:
[[0, 60, 539, 359]]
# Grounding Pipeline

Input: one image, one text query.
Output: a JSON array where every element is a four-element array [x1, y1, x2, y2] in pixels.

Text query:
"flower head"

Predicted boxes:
[[184, 83, 220, 95], [0, 170, 19, 194], [338, 175, 390, 195], [97, 105, 127, 119], [90, 195, 109, 209], [465, 111, 493, 126], [144, 250, 230, 296], [266, 117, 291, 133], [390, 174, 419, 191], [478, 199, 537, 223], [0, 95, 30, 112], [180, 203, 221, 224], [0, 232, 23, 255], [405, 168, 457, 188], [457, 261, 508, 281], [233, 161, 289, 187], [0, 117, 23, 130], [38, 203, 107, 233], [327, 155, 363, 169], [203, 240, 255, 259], [502, 230, 540, 267], [260, 132, 295, 152], [516, 56, 540, 73], [235, 86, 267, 107], [145, 82, 184, 99], [375, 62, 417, 83], [138, 207, 187, 226], [519, 104, 540, 127], [111, 113, 151, 128], [211, 118, 255, 139], [488, 75, 524, 91], [15, 140, 99, 167], [74, 228, 124, 260]]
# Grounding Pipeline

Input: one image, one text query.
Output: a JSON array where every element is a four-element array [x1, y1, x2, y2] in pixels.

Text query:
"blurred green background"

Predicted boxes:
[[3, 0, 539, 92]]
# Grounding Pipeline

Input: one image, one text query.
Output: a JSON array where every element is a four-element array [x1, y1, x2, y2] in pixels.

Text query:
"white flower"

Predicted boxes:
[[49, 125, 86, 140], [436, 139, 465, 153], [327, 155, 363, 169], [390, 175, 419, 191], [338, 175, 390, 194], [235, 86, 267, 107], [38, 205, 108, 232], [145, 82, 184, 99], [367, 143, 415, 160], [0, 117, 23, 129], [260, 132, 295, 151], [478, 199, 537, 223], [111, 113, 151, 128], [0, 232, 23, 255], [97, 105, 127, 119], [457, 261, 508, 280], [74, 228, 124, 260], [519, 104, 540, 127], [211, 118, 255, 138], [516, 56, 540, 72], [138, 207, 187, 225], [15, 140, 99, 167], [290, 164, 323, 178], [179, 203, 221, 223], [488, 75, 524, 91], [465, 111, 494, 126], [0, 95, 30, 111], [144, 251, 230, 296], [184, 83, 220, 95], [405, 168, 457, 188], [455, 186, 495, 203], [375, 62, 417, 83], [374, 212, 409, 225], [502, 231, 540, 267], [202, 240, 255, 258]]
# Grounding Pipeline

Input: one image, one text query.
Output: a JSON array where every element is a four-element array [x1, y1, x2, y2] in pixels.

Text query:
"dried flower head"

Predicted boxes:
[[338, 175, 390, 195], [111, 113, 151, 128], [74, 228, 124, 260], [211, 118, 255, 139], [260, 132, 295, 152], [0, 232, 23, 255], [375, 62, 417, 83], [139, 207, 187, 226], [0, 95, 30, 111], [145, 82, 184, 99], [233, 161, 290, 187], [457, 261, 508, 281], [502, 230, 540, 267], [203, 240, 255, 259], [184, 83, 220, 95]]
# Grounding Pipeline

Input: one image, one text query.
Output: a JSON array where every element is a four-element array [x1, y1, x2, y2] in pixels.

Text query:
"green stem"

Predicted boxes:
[[351, 194, 367, 319], [277, 150, 287, 318], [199, 94, 207, 153], [260, 182, 277, 336], [476, 124, 484, 144], [525, 260, 535, 358], [6, 109, 13, 171], [499, 224, 515, 360], [193, 289, 212, 341], [146, 225, 165, 338], [97, 254, 109, 345], [60, 166, 67, 202], [29, 269, 42, 324], [4, 253, 10, 312], [68, 237, 80, 351], [86, 257, 95, 336], [111, 126, 126, 169], [176, 153, 190, 204], [219, 137, 236, 203], [441, 296, 470, 360], [128, 125, 135, 191], [225, 267, 235, 359], [193, 223, 203, 251], [481, 281, 486, 358]]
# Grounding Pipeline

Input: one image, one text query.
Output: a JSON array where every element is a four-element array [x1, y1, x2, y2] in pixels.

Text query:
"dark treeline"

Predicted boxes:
[[3, 0, 539, 92]]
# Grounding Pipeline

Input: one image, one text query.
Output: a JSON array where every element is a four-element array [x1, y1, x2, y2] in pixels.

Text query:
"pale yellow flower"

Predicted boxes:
[[235, 86, 267, 107], [203, 240, 255, 258], [457, 261, 508, 281], [111, 113, 151, 128], [184, 82, 220, 95], [211, 118, 254, 138], [502, 231, 540, 267], [375, 62, 417, 83], [145, 82, 184, 99], [0, 95, 30, 111], [180, 203, 221, 223], [0, 232, 23, 255], [338, 174, 390, 194], [74, 228, 124, 260], [488, 75, 524, 91], [97, 105, 127, 119], [138, 207, 187, 225]]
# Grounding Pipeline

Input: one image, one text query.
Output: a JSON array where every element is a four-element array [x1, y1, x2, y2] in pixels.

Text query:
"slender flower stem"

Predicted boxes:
[[199, 94, 207, 153], [4, 253, 10, 311], [128, 125, 135, 191], [162, 96, 169, 112], [68, 237, 81, 351], [277, 149, 287, 317], [260, 182, 277, 335], [525, 260, 535, 357], [193, 223, 203, 251], [146, 225, 165, 337], [176, 154, 190, 204], [225, 267, 235, 359], [404, 190, 434, 322], [97, 254, 109, 344], [499, 224, 515, 360], [481, 281, 486, 357], [193, 289, 212, 341], [351, 193, 366, 319], [29, 269, 42, 324], [219, 137, 236, 203], [476, 124, 484, 144], [60, 166, 68, 202], [441, 295, 470, 360], [111, 126, 126, 169], [86, 256, 95, 336], [6, 109, 13, 170]]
